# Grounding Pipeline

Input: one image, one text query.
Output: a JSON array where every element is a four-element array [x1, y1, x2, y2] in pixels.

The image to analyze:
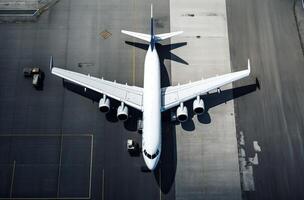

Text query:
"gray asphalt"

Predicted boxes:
[[0, 0, 175, 199], [227, 0, 304, 199]]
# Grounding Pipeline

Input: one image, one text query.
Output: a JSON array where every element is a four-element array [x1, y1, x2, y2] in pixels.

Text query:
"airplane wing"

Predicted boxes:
[[50, 58, 143, 111], [161, 60, 251, 111]]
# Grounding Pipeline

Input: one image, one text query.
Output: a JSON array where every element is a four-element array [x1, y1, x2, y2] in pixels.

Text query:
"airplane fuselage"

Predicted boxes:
[[142, 45, 161, 170], [51, 3, 251, 171]]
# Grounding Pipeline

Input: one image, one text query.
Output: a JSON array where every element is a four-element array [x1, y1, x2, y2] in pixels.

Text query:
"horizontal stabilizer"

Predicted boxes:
[[155, 31, 183, 41], [121, 30, 151, 42]]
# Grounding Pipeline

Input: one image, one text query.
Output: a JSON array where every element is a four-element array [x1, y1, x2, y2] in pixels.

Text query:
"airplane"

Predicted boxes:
[[50, 4, 251, 171]]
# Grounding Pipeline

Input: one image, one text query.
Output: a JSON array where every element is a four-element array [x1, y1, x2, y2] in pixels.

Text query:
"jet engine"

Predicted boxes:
[[193, 96, 205, 115], [117, 102, 128, 121], [217, 88, 221, 94], [176, 103, 188, 122], [99, 95, 110, 113]]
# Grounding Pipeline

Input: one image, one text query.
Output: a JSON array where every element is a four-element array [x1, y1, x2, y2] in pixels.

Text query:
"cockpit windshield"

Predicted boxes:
[[144, 149, 159, 159]]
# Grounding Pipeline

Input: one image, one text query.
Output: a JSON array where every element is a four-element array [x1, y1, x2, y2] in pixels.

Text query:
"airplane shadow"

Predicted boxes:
[[62, 80, 141, 131], [179, 79, 260, 132], [125, 41, 188, 66], [63, 78, 259, 194], [125, 41, 188, 89], [124, 41, 186, 194], [61, 40, 259, 194]]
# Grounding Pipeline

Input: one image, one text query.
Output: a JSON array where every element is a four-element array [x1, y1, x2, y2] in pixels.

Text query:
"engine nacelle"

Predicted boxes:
[[217, 88, 221, 94], [117, 102, 128, 121], [193, 96, 205, 115], [99, 96, 110, 113], [176, 103, 188, 122]]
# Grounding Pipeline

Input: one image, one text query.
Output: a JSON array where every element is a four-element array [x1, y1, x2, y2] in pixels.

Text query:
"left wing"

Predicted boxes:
[[121, 30, 151, 42], [50, 57, 143, 111], [161, 60, 251, 111]]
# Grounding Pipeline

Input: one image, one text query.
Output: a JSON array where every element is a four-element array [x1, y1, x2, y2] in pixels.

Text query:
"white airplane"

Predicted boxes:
[[50, 4, 250, 170]]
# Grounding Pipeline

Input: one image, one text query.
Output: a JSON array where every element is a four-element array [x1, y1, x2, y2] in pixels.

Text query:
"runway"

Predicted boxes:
[[227, 0, 304, 199], [169, 0, 243, 200]]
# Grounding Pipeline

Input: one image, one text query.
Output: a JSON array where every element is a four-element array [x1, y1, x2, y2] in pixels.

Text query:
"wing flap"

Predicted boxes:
[[161, 60, 250, 111], [52, 67, 144, 111]]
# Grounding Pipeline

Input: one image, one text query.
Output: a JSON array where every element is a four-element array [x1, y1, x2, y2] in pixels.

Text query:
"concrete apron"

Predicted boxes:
[[0, 0, 58, 23], [169, 0, 242, 199]]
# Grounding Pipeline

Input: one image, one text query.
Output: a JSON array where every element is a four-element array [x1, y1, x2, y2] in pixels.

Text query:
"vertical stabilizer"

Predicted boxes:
[[121, 4, 183, 44], [150, 4, 154, 37]]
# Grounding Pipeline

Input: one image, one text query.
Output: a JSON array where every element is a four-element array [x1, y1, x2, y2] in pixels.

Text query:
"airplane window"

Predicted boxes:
[[151, 149, 159, 159], [144, 149, 148, 157], [144, 149, 152, 159], [144, 149, 159, 159]]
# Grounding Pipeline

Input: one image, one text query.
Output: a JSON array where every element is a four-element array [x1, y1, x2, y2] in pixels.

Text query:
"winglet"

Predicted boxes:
[[50, 56, 54, 71], [247, 59, 251, 74]]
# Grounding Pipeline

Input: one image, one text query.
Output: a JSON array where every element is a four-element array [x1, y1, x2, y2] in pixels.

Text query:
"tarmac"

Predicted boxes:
[[1, 0, 304, 200], [169, 0, 242, 200], [0, 0, 58, 22], [0, 0, 173, 199], [227, 0, 304, 199]]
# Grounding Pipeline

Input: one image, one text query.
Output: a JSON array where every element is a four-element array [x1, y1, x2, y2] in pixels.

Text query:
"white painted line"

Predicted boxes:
[[9, 160, 16, 198], [102, 169, 105, 200], [56, 134, 64, 197], [0, 134, 94, 200], [88, 134, 94, 199], [0, 134, 92, 137], [32, 9, 39, 16]]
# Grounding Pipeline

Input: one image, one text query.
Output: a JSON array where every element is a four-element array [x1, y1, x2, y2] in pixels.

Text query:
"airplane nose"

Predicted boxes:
[[145, 159, 157, 170]]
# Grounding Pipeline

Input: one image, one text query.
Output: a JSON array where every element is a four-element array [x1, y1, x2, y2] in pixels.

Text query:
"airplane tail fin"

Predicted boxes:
[[121, 4, 154, 42], [121, 4, 183, 43], [150, 4, 154, 37]]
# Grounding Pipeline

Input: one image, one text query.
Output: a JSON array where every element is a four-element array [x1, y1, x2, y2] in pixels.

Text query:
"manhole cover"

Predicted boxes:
[[100, 30, 112, 39]]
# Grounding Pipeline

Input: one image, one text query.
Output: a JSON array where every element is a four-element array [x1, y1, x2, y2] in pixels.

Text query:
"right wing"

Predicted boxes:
[[155, 31, 183, 41], [50, 57, 143, 111], [161, 60, 251, 111]]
